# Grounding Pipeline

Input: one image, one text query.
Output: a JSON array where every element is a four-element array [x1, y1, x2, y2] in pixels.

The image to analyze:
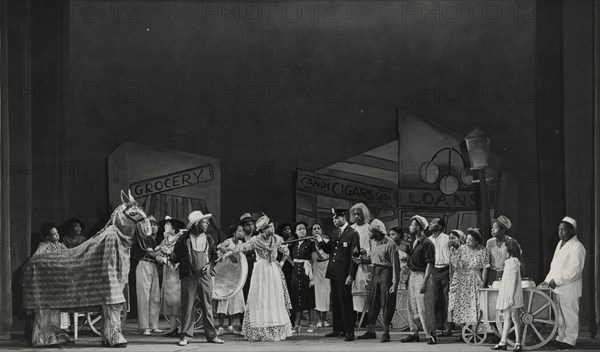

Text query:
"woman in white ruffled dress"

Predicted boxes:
[[224, 215, 292, 341]]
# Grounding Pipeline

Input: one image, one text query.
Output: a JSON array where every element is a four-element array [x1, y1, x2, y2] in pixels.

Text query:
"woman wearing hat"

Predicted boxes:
[[155, 216, 186, 337], [60, 218, 87, 249], [223, 214, 293, 341]]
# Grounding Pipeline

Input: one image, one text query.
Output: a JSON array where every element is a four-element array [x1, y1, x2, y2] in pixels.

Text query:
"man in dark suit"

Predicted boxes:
[[315, 208, 360, 341]]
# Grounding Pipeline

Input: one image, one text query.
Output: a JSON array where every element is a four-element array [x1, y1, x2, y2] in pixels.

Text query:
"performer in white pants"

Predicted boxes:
[[132, 215, 163, 335], [539, 216, 586, 349]]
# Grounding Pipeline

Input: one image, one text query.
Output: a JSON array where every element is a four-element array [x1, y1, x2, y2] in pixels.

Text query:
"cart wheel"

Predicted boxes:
[[462, 322, 487, 345], [87, 308, 127, 336], [390, 289, 410, 331], [495, 288, 558, 350], [164, 292, 204, 330]]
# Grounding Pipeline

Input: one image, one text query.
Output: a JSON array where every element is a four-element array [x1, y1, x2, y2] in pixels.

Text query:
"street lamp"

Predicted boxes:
[[464, 128, 492, 240]]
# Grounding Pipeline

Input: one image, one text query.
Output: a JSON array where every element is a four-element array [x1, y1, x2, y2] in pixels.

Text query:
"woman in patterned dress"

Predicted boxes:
[[289, 221, 317, 332], [446, 229, 465, 333], [311, 223, 331, 328], [448, 228, 490, 328], [224, 214, 292, 341]]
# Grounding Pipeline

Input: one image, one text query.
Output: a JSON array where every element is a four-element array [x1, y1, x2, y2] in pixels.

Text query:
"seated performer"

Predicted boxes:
[[29, 223, 71, 347], [355, 219, 400, 343], [224, 214, 293, 341]]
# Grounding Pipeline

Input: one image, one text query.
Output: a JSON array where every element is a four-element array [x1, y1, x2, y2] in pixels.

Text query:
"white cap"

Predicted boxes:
[[369, 218, 386, 234], [561, 216, 577, 230], [410, 215, 429, 230]]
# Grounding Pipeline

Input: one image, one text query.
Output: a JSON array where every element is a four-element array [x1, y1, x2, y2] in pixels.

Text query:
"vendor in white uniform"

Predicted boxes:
[[538, 216, 586, 349]]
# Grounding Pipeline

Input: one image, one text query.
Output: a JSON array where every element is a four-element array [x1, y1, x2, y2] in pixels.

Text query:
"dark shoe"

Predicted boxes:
[[345, 334, 355, 341], [164, 329, 179, 337], [557, 342, 574, 350], [325, 331, 342, 338], [513, 344, 522, 352], [491, 343, 507, 350], [356, 331, 376, 340], [427, 336, 437, 345], [441, 327, 453, 337], [380, 334, 390, 343], [401, 333, 420, 342]]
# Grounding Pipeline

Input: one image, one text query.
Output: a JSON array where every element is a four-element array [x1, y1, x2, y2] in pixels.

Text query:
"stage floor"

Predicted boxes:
[[2, 319, 598, 352]]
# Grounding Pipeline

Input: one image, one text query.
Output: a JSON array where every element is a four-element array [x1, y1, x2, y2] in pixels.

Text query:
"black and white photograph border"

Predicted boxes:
[[1, 0, 599, 351]]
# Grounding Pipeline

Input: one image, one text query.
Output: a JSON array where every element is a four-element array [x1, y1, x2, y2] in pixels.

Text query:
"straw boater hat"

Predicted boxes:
[[186, 210, 212, 230], [493, 215, 512, 231], [147, 215, 157, 224], [239, 213, 254, 224], [410, 215, 429, 230], [158, 215, 185, 231]]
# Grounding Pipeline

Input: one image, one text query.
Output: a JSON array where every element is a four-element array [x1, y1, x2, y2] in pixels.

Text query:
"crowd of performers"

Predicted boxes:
[[29, 204, 586, 349]]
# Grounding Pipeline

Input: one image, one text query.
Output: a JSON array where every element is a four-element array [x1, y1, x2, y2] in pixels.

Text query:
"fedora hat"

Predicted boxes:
[[493, 215, 511, 231], [186, 210, 212, 230]]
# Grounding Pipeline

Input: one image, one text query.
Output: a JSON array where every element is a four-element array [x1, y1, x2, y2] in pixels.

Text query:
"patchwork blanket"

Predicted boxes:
[[23, 225, 131, 310]]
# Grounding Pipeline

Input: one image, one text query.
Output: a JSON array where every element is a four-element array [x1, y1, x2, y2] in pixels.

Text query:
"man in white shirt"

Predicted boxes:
[[538, 216, 586, 349], [428, 217, 451, 335]]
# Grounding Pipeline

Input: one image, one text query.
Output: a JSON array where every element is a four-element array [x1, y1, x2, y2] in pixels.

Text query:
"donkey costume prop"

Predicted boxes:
[[23, 191, 152, 347]]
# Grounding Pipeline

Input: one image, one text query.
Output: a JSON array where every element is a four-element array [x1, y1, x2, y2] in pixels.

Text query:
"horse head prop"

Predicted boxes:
[[113, 190, 152, 239]]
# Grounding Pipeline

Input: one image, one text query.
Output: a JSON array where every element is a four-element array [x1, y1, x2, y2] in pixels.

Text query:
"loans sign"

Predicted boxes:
[[130, 164, 214, 197], [297, 169, 396, 207]]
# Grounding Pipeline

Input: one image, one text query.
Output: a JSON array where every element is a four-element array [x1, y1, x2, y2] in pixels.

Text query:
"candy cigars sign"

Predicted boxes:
[[297, 169, 396, 206], [130, 164, 214, 197]]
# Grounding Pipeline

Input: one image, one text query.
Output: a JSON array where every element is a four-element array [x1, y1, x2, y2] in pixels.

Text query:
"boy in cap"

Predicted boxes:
[[486, 215, 513, 286], [314, 208, 360, 341], [402, 215, 437, 344], [164, 211, 223, 346], [538, 217, 586, 349], [354, 219, 400, 343]]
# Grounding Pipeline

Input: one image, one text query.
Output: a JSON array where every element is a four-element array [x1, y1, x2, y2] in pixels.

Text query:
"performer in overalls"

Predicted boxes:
[[164, 210, 224, 346]]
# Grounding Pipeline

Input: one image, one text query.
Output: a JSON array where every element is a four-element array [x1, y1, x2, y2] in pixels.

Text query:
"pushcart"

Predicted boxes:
[[462, 287, 558, 350]]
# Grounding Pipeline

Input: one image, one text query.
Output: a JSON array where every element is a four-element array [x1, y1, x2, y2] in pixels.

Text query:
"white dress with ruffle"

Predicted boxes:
[[234, 235, 292, 341]]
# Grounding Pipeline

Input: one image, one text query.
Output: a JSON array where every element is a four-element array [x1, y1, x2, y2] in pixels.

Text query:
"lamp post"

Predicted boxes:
[[464, 128, 491, 240]]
